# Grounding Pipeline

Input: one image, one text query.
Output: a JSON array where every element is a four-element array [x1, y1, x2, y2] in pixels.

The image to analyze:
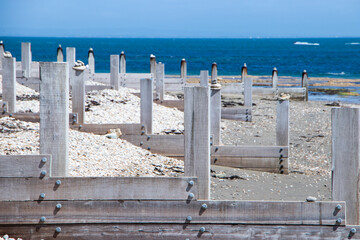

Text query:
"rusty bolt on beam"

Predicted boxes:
[[335, 204, 342, 210], [201, 204, 208, 209], [39, 193, 45, 199], [56, 203, 62, 209], [56, 180, 62, 185], [41, 157, 47, 163], [199, 227, 206, 233], [336, 218, 342, 224], [188, 193, 194, 199], [188, 180, 194, 186], [40, 216, 46, 222], [55, 227, 61, 233]]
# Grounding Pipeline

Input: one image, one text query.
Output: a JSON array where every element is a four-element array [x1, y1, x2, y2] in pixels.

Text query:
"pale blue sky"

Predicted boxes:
[[0, 0, 359, 38]]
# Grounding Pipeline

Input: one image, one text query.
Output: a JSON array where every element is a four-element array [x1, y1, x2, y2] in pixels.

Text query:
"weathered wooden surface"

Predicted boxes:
[[2, 56, 16, 112], [57, 45, 63, 62], [0, 112, 77, 123], [221, 107, 252, 121], [272, 68, 278, 88], [210, 87, 221, 145], [0, 200, 345, 225], [71, 68, 85, 124], [211, 146, 288, 158], [0, 177, 197, 201], [16, 61, 39, 78], [180, 58, 187, 79], [276, 100, 289, 147], [332, 107, 360, 225], [39, 62, 69, 177], [65, 47, 75, 86], [200, 70, 209, 87], [110, 55, 119, 90], [184, 86, 211, 200], [155, 62, 165, 100], [140, 78, 153, 134], [1, 224, 358, 240], [88, 48, 95, 74], [302, 70, 309, 101], [85, 84, 113, 92], [0, 101, 8, 113], [0, 155, 51, 178], [21, 42, 31, 78], [120, 51, 126, 74], [16, 76, 40, 91], [70, 123, 142, 135], [243, 67, 252, 108]]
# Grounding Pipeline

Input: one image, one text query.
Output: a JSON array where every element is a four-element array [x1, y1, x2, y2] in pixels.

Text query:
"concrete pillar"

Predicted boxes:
[[57, 45, 63, 62], [71, 65, 86, 124], [88, 48, 95, 74], [180, 58, 187, 80], [140, 78, 153, 134], [39, 62, 69, 177], [120, 51, 126, 74], [110, 55, 119, 90], [2, 56, 16, 113], [302, 70, 309, 101], [21, 42, 32, 78], [155, 62, 164, 101]]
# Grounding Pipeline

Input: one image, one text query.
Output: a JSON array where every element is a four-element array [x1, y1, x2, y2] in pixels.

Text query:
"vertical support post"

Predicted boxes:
[[332, 107, 360, 225], [0, 41, 5, 66], [302, 70, 309, 101], [210, 76, 221, 145], [184, 85, 210, 200], [21, 42, 31, 78], [140, 78, 153, 134], [200, 70, 209, 87], [120, 51, 126, 74], [39, 62, 69, 177], [88, 48, 95, 74], [110, 55, 119, 90], [71, 66, 86, 125], [57, 45, 63, 62], [155, 62, 165, 101], [180, 58, 187, 80], [211, 62, 218, 85], [243, 63, 252, 108], [66, 47, 76, 86], [276, 100, 289, 147], [272, 67, 278, 88], [150, 54, 156, 88], [2, 56, 16, 113]]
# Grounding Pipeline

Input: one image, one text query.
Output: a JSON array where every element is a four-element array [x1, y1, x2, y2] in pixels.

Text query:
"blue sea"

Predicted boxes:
[[1, 37, 360, 102]]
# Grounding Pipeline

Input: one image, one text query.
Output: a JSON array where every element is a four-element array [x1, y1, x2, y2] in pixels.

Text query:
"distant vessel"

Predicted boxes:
[[293, 41, 320, 46]]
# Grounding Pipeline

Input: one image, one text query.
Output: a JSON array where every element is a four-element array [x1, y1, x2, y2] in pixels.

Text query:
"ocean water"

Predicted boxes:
[[1, 37, 359, 103]]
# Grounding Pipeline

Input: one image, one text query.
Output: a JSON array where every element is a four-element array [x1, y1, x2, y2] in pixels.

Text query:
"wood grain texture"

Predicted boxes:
[[332, 107, 360, 225], [70, 123, 142, 135], [200, 71, 209, 87], [39, 62, 69, 177], [0, 177, 197, 201], [0, 155, 51, 178], [180, 59, 187, 79], [276, 100, 289, 147], [71, 69, 85, 124], [110, 55, 119, 90], [65, 47, 75, 86], [140, 78, 153, 134], [21, 42, 31, 78], [210, 88, 221, 145], [88, 50, 95, 74], [0, 200, 345, 225], [211, 145, 288, 158], [85, 85, 113, 92], [155, 63, 165, 100], [221, 107, 252, 121], [0, 112, 78, 123], [2, 57, 16, 112]]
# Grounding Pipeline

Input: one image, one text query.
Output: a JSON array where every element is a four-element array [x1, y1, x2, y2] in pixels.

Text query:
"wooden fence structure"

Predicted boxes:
[[0, 61, 359, 239]]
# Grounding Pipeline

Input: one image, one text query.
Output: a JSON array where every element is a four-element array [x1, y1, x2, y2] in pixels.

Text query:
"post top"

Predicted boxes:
[[273, 67, 277, 71], [89, 48, 93, 51], [243, 63, 247, 67], [58, 44, 61, 48], [3, 51, 12, 58], [0, 40, 3, 44], [181, 58, 186, 61], [121, 51, 124, 54], [150, 54, 155, 58], [303, 69, 307, 73]]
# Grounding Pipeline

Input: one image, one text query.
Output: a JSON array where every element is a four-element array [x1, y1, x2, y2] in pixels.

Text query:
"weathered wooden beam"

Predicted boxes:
[[1, 112, 77, 124], [66, 47, 75, 86], [140, 78, 153, 134], [156, 62, 165, 100], [85, 85, 113, 92], [71, 66, 86, 124], [110, 55, 119, 90], [302, 70, 309, 101], [332, 107, 360, 225], [221, 107, 252, 121], [243, 64, 252, 108], [120, 51, 126, 74], [39, 62, 69, 177], [150, 54, 156, 79], [180, 58, 187, 80], [21, 42, 31, 78], [0, 155, 51, 178], [0, 200, 345, 226], [276, 100, 289, 147], [88, 48, 95, 74], [70, 123, 142, 135], [57, 45, 63, 62], [210, 79, 221, 145], [211, 145, 288, 158], [2, 56, 16, 113], [272, 67, 278, 88], [0, 177, 197, 201]]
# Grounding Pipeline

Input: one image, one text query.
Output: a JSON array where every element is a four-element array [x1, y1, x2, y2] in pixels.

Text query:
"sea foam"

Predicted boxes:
[[345, 42, 360, 45], [326, 72, 346, 75], [293, 41, 320, 46]]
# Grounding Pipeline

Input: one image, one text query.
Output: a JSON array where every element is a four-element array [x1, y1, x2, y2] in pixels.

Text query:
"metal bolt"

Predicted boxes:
[[141, 131, 145, 135], [56, 180, 62, 185], [336, 218, 342, 224], [140, 141, 143, 146], [147, 136, 151, 140], [336, 204, 342, 210], [41, 157, 47, 163], [40, 193, 46, 198], [201, 203, 208, 209], [41, 170, 47, 176], [186, 216, 192, 221], [9, 113, 13, 117], [188, 180, 194, 186], [79, 125, 83, 129], [56, 203, 62, 209], [280, 148, 283, 152], [280, 154, 283, 158], [141, 125, 145, 129], [55, 227, 61, 233], [215, 147, 219, 152], [199, 227, 206, 233], [147, 147, 151, 150], [351, 228, 357, 234], [188, 193, 194, 199], [40, 216, 46, 222]]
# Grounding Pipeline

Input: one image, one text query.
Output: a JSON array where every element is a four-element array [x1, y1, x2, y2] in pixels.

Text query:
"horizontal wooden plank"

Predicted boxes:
[[164, 77, 185, 83], [0, 200, 345, 226], [1, 112, 78, 123], [0, 155, 51, 178], [125, 73, 152, 79], [1, 224, 356, 240], [70, 123, 142, 135], [155, 99, 184, 111], [211, 145, 288, 158], [93, 73, 110, 84], [0, 177, 197, 201], [221, 107, 251, 115], [85, 85, 113, 92], [121, 134, 184, 156]]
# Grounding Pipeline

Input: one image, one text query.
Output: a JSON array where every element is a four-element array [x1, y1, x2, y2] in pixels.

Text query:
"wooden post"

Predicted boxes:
[[71, 65, 86, 124], [155, 62, 164, 101], [210, 75, 221, 145], [21, 42, 31, 78], [200, 70, 209, 87], [66, 47, 76, 86], [2, 56, 16, 113], [211, 62, 218, 85], [272, 67, 278, 88], [276, 100, 289, 147], [141, 78, 153, 134], [57, 45, 63, 62], [184, 85, 210, 200], [0, 41, 5, 65], [243, 63, 252, 108], [110, 55, 119, 90], [88, 48, 95, 74], [180, 58, 187, 80], [120, 51, 126, 74], [39, 62, 69, 177], [332, 107, 360, 225], [302, 70, 309, 101]]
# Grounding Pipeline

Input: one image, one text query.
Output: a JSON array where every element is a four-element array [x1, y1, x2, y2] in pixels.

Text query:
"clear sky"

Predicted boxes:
[[0, 0, 359, 38]]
